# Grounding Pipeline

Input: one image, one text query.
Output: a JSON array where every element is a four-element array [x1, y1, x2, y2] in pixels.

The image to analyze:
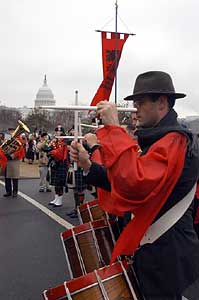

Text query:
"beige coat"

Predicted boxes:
[[5, 160, 20, 178]]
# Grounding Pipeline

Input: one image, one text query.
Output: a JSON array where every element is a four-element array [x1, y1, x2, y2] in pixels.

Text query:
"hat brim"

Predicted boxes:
[[124, 92, 186, 101]]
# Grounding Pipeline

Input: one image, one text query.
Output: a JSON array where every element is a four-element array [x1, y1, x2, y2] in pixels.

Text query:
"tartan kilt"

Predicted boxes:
[[49, 159, 68, 187], [74, 168, 87, 193]]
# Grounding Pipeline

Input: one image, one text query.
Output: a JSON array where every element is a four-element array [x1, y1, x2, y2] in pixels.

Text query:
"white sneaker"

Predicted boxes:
[[53, 195, 63, 207], [48, 195, 58, 206]]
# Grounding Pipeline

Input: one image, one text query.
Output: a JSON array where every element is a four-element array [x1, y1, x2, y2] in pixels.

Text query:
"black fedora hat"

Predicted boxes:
[[124, 71, 186, 101]]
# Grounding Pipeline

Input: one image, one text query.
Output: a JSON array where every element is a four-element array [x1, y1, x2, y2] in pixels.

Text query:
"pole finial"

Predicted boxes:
[[43, 74, 47, 86]]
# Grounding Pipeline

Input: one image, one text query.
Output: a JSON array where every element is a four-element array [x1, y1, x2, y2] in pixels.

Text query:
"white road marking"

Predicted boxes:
[[0, 180, 74, 229]]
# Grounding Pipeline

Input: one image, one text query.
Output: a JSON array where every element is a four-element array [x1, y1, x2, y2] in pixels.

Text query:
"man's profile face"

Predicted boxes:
[[133, 95, 160, 128]]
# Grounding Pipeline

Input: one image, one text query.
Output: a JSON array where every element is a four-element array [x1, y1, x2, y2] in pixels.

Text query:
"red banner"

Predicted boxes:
[[90, 32, 129, 106]]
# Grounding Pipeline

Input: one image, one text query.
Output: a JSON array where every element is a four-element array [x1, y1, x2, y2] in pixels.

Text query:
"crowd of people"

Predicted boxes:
[[0, 70, 199, 299], [0, 123, 97, 218]]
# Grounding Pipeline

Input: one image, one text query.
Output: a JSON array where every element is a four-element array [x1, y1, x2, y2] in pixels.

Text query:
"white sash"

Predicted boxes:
[[140, 183, 197, 246]]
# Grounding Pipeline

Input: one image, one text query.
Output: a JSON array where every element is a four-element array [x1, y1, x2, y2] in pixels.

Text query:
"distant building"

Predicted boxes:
[[34, 75, 56, 108], [18, 106, 33, 118]]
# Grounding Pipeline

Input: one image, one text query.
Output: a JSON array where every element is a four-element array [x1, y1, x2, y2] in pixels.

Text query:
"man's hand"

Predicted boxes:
[[83, 133, 99, 148], [97, 101, 119, 126], [70, 141, 92, 173]]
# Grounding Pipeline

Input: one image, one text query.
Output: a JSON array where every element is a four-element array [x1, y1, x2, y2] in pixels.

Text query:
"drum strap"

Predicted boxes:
[[140, 183, 196, 246]]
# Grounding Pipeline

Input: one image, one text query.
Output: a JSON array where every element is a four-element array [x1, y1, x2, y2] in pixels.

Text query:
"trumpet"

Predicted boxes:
[[1, 120, 30, 156]]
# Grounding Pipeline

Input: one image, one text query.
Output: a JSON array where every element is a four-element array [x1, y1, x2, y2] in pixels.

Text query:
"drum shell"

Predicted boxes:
[[42, 261, 144, 300], [77, 199, 121, 241], [61, 220, 116, 279], [77, 199, 108, 223]]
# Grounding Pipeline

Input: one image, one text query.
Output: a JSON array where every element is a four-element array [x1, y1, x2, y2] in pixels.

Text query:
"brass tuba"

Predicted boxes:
[[1, 120, 30, 156]]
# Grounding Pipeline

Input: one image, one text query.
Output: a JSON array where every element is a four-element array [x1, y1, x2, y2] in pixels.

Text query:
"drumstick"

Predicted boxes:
[[55, 135, 84, 139]]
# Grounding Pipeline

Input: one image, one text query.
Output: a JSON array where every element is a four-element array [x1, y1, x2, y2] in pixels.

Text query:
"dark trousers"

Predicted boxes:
[[5, 178, 18, 194], [145, 295, 182, 300], [55, 186, 64, 196]]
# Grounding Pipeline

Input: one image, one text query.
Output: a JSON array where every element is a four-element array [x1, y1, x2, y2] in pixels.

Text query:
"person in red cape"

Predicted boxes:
[[3, 128, 25, 197], [70, 71, 199, 300]]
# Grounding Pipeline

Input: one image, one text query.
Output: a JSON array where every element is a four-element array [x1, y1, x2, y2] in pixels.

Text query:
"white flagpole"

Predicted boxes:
[[74, 90, 79, 171], [114, 0, 118, 105]]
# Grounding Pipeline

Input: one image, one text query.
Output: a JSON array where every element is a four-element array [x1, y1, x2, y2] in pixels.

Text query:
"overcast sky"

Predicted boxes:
[[0, 0, 198, 117]]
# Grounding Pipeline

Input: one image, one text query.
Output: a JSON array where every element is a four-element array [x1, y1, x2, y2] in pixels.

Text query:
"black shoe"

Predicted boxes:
[[12, 192, 18, 198], [45, 188, 52, 192], [3, 193, 12, 197], [66, 209, 76, 216], [70, 213, 78, 219]]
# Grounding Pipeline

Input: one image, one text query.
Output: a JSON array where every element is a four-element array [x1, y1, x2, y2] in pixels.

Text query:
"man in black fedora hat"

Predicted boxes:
[[70, 71, 199, 299]]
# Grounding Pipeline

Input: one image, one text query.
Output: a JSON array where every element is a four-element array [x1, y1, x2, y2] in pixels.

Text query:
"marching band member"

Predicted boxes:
[[66, 128, 87, 218], [66, 166, 87, 218], [45, 125, 69, 207], [36, 132, 51, 193], [70, 71, 199, 300], [4, 127, 25, 197]]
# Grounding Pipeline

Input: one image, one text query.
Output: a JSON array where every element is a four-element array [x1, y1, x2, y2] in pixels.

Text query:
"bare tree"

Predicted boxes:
[[51, 110, 74, 132], [0, 106, 22, 131], [24, 108, 52, 133]]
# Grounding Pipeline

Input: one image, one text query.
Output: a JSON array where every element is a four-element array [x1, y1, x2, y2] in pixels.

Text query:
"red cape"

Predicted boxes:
[[96, 126, 187, 262], [0, 148, 7, 170], [50, 140, 68, 161]]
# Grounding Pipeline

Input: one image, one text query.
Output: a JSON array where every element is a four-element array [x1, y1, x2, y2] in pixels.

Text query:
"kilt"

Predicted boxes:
[[74, 168, 87, 193], [5, 160, 20, 178], [48, 159, 68, 187]]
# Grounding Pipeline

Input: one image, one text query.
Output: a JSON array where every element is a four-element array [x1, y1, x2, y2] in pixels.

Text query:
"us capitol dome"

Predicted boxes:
[[34, 75, 56, 107]]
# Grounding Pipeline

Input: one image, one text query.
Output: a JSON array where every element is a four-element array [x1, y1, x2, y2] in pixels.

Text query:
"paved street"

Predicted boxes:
[[0, 170, 198, 299], [0, 176, 93, 300]]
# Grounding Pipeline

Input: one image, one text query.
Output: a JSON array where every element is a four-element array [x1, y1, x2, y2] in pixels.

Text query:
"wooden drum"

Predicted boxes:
[[43, 260, 144, 300], [60, 219, 117, 279], [77, 199, 109, 223]]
